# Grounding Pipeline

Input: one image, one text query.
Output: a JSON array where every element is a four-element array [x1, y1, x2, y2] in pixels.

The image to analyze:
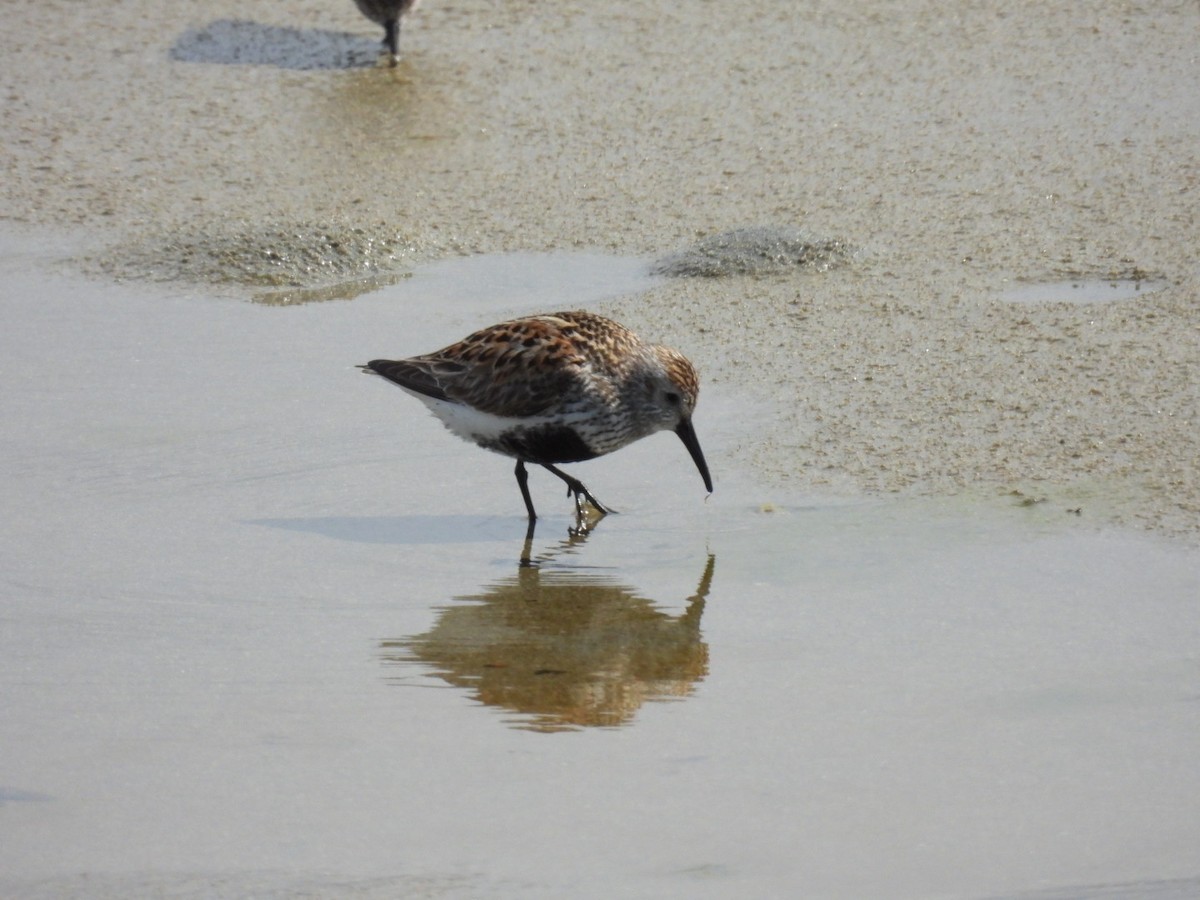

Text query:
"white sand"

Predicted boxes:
[[2, 0, 1197, 536]]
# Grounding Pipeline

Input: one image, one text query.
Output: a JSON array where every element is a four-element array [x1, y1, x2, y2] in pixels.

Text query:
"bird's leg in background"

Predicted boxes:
[[384, 18, 399, 64]]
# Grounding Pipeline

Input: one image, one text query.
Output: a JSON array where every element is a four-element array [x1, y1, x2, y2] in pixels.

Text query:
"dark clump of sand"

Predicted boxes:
[[95, 220, 421, 294], [650, 227, 853, 278]]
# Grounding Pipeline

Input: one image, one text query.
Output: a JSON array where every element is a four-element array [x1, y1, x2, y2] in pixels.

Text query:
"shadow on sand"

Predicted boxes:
[[169, 19, 382, 70]]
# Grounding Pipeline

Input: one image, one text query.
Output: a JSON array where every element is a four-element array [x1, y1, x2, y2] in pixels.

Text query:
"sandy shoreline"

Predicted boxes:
[[3, 0, 1197, 537]]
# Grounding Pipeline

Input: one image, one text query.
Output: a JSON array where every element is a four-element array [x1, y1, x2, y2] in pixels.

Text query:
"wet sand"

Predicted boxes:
[[2, 0, 1197, 537], [4, 7, 1200, 895]]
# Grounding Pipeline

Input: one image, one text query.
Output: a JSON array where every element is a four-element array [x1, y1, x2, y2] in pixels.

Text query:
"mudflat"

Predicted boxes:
[[2, 0, 1196, 536]]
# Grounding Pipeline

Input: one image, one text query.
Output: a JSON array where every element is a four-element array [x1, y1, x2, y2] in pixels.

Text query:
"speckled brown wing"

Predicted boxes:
[[368, 315, 597, 419], [540, 311, 644, 374]]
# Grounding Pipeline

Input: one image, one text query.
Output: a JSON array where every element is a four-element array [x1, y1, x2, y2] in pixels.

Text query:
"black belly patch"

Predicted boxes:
[[497, 424, 598, 464]]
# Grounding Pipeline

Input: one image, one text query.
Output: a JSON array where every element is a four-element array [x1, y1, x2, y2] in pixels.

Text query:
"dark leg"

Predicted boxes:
[[540, 463, 612, 517], [514, 460, 537, 521], [384, 18, 399, 63]]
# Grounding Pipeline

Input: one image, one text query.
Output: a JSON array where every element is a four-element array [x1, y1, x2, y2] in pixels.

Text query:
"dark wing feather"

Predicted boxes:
[[363, 359, 455, 401], [364, 316, 593, 419]]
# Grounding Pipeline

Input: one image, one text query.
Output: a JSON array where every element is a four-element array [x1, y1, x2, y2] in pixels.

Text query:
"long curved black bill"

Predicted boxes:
[[675, 419, 713, 494]]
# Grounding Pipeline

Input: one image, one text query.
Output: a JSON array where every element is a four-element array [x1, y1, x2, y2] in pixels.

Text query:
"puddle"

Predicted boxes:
[[2, 243, 1198, 899], [397, 251, 662, 311], [253, 271, 412, 305], [1000, 277, 1169, 304], [95, 223, 662, 307]]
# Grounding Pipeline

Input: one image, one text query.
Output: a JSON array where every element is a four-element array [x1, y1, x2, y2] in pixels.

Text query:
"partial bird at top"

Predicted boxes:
[[353, 0, 421, 66]]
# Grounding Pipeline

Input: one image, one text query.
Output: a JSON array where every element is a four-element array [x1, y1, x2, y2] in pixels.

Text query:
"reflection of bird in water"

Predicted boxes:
[[382, 552, 716, 732], [353, 0, 421, 65]]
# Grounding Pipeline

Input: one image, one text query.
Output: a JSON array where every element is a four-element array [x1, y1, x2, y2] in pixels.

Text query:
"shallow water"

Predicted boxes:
[[1, 239, 1198, 898]]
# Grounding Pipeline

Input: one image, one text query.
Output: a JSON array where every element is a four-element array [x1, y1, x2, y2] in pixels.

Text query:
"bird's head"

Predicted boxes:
[[647, 346, 713, 495]]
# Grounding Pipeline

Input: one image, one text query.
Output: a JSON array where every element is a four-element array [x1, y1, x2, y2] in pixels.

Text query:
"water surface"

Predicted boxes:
[[1, 243, 1197, 898]]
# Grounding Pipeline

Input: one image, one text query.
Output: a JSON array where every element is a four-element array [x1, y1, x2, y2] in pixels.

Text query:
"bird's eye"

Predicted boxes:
[[665, 391, 681, 405]]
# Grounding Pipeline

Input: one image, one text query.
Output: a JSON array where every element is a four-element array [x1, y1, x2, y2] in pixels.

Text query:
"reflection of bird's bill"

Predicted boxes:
[[675, 419, 713, 494], [383, 550, 717, 730]]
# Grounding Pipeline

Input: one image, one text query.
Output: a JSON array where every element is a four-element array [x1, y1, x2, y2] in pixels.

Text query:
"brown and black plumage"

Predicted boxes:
[[361, 311, 712, 521]]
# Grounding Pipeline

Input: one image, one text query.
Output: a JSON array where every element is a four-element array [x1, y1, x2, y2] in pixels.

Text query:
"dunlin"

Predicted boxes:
[[361, 311, 713, 521], [353, 0, 421, 64]]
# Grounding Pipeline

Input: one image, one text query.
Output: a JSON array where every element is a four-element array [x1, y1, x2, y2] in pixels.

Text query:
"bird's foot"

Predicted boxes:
[[568, 490, 610, 536], [564, 480, 612, 519], [538, 463, 614, 529]]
